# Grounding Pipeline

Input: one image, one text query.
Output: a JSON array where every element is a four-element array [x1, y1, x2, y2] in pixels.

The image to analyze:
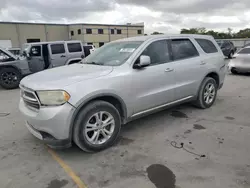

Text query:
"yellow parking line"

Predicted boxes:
[[47, 147, 87, 188]]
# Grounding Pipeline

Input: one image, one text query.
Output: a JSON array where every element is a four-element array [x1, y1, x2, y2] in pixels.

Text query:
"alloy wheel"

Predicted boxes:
[[204, 83, 216, 104], [84, 111, 115, 145], [1, 72, 18, 85]]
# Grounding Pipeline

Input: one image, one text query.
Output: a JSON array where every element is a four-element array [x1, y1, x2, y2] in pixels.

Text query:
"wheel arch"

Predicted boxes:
[[66, 58, 82, 65], [0, 65, 22, 74], [205, 72, 220, 87], [195, 71, 220, 98], [69, 93, 128, 140]]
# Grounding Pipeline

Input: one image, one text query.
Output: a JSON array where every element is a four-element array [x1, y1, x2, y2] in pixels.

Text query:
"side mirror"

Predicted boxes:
[[133, 55, 151, 69], [23, 51, 31, 59]]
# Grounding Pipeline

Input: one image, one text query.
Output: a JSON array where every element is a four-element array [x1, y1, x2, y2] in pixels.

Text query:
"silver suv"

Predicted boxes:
[[19, 35, 226, 152]]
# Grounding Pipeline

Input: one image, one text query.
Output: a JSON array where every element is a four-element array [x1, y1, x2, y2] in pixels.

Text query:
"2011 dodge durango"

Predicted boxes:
[[19, 34, 226, 152]]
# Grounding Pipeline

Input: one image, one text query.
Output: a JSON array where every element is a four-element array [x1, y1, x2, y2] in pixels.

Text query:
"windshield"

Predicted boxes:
[[21, 44, 31, 56], [216, 40, 222, 47], [82, 41, 143, 66], [0, 50, 13, 62], [238, 48, 250, 54]]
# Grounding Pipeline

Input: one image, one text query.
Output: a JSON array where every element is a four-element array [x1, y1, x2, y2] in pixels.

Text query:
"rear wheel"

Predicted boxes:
[[73, 100, 121, 152], [0, 67, 21, 89], [231, 68, 238, 74], [194, 77, 217, 109]]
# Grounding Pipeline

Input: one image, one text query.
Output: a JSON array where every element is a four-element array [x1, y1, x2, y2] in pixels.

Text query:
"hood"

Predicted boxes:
[[0, 47, 18, 60], [20, 64, 113, 90], [232, 54, 250, 64]]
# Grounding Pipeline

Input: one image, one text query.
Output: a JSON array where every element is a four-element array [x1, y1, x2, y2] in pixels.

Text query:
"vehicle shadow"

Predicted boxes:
[[55, 103, 198, 158], [0, 86, 20, 91]]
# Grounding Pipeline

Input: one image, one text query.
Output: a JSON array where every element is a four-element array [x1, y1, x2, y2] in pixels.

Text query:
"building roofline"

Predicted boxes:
[[0, 21, 66, 26], [0, 21, 144, 27], [69, 23, 144, 27]]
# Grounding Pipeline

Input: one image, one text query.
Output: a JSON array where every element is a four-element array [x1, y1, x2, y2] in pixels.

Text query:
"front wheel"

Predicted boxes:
[[73, 100, 121, 152], [0, 67, 22, 89], [194, 77, 217, 109], [231, 68, 238, 74]]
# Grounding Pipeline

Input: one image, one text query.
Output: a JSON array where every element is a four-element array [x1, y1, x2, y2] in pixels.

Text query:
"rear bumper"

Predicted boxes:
[[218, 63, 227, 89]]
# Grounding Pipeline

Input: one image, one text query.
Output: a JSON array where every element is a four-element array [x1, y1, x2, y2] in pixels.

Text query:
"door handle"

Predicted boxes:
[[61, 55, 66, 57], [200, 61, 206, 65], [165, 68, 174, 72]]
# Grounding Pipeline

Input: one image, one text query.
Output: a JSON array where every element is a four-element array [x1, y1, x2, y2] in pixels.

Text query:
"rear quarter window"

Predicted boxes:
[[195, 39, 218, 53]]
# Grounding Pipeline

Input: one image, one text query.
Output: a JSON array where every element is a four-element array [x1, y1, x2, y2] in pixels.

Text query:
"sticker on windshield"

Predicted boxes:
[[119, 48, 135, 53]]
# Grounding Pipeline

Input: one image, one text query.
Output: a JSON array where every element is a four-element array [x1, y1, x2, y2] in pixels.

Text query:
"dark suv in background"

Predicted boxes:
[[216, 40, 237, 59]]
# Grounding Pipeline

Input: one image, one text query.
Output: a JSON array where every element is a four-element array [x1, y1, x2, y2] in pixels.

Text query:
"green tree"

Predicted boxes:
[[180, 27, 250, 39], [236, 28, 250, 38], [180, 28, 198, 34], [151, 31, 164, 35]]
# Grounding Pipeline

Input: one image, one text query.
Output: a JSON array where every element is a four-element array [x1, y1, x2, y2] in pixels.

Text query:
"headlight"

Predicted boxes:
[[36, 90, 70, 106]]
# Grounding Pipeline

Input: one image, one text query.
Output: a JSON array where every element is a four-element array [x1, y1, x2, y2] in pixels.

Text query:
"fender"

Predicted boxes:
[[65, 58, 82, 65], [0, 64, 22, 75], [68, 92, 128, 140]]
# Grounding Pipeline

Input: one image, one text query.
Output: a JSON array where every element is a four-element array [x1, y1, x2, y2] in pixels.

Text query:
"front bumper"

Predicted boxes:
[[19, 98, 76, 149]]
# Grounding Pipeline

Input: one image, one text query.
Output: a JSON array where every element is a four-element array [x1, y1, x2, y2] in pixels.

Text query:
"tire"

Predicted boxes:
[[231, 68, 238, 74], [73, 100, 121, 152], [228, 51, 234, 59], [194, 77, 217, 109], [0, 67, 22, 89]]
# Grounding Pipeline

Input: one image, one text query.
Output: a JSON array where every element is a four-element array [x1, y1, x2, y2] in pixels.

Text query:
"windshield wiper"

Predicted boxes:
[[85, 61, 104, 65]]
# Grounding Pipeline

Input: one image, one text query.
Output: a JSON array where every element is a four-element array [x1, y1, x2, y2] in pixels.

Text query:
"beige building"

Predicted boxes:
[[69, 23, 144, 47], [0, 22, 144, 48]]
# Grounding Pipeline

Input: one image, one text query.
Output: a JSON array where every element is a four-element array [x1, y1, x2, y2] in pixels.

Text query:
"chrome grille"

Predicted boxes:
[[20, 86, 40, 110]]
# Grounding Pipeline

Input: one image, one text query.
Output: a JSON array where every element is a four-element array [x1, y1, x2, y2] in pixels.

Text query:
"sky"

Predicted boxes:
[[1, 0, 250, 34]]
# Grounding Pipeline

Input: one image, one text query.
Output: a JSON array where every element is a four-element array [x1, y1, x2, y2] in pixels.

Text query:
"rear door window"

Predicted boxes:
[[171, 39, 199, 60], [195, 39, 218, 53], [67, 43, 82, 53], [51, 44, 65, 54]]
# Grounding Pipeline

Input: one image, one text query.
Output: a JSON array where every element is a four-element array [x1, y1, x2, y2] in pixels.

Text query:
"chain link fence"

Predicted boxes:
[[219, 39, 250, 48]]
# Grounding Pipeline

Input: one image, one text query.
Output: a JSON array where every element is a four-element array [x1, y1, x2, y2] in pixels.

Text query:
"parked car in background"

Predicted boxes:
[[228, 46, 250, 74], [216, 40, 237, 59], [0, 41, 88, 89], [83, 45, 95, 57], [242, 43, 250, 48], [7, 48, 21, 57], [19, 34, 226, 152], [22, 40, 85, 72], [0, 47, 31, 89]]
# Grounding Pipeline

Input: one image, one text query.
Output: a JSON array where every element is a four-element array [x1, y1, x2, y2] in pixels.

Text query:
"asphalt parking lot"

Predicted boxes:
[[0, 70, 250, 188]]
